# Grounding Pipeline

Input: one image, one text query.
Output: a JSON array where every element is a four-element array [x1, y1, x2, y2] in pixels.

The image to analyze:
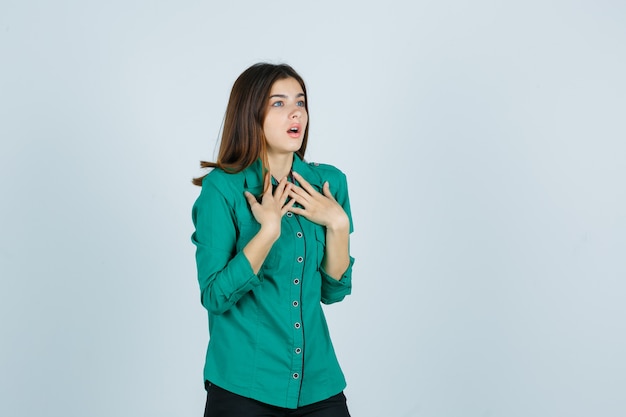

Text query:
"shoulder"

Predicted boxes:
[[198, 168, 245, 201], [305, 160, 352, 224], [305, 161, 348, 184], [203, 168, 244, 186], [304, 161, 350, 194]]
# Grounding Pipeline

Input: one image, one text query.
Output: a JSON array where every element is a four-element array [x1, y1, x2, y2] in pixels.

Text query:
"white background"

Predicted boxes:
[[1, 1, 625, 416]]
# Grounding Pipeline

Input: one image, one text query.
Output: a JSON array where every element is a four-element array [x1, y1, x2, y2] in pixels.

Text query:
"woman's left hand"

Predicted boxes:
[[287, 171, 350, 232]]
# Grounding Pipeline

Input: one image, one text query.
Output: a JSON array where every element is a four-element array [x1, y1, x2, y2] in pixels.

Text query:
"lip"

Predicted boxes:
[[287, 123, 302, 138]]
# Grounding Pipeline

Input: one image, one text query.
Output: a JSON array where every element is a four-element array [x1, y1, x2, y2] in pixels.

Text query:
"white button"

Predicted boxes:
[[292, 301, 299, 307], [293, 373, 299, 379], [293, 279, 300, 285], [296, 232, 303, 238], [295, 348, 302, 354], [297, 256, 303, 263], [294, 322, 301, 329], [286, 212, 293, 217]]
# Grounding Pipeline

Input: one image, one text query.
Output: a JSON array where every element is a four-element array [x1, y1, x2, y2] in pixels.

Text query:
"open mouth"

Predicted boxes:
[[287, 125, 301, 137]]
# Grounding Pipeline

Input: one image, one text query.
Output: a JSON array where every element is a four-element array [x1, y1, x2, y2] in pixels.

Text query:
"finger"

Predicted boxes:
[[322, 181, 336, 201], [273, 177, 289, 198], [262, 172, 272, 197], [287, 205, 306, 217], [280, 198, 296, 215], [292, 171, 319, 196], [288, 184, 311, 204], [277, 182, 292, 204], [244, 191, 258, 206], [288, 188, 310, 206]]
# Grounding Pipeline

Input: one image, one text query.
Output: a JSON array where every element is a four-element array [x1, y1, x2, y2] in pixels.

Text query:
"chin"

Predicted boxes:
[[285, 141, 304, 152]]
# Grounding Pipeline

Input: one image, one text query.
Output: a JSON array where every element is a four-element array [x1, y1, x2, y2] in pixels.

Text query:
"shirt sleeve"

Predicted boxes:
[[320, 256, 355, 304], [320, 169, 355, 305], [191, 178, 262, 315]]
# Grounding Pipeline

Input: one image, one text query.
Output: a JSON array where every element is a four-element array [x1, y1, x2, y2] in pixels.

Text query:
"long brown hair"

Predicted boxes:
[[192, 63, 309, 186]]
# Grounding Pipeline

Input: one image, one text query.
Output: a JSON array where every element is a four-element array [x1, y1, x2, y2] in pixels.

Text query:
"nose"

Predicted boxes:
[[290, 106, 303, 119]]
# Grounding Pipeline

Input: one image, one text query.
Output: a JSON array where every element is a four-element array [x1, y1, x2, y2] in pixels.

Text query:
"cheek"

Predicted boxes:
[[262, 119, 281, 142], [263, 114, 279, 131]]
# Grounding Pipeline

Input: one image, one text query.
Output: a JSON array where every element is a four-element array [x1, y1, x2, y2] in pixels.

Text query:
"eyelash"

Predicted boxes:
[[271, 100, 306, 107]]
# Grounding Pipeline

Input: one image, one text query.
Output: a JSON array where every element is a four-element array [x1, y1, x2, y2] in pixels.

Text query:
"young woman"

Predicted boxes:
[[192, 63, 354, 417]]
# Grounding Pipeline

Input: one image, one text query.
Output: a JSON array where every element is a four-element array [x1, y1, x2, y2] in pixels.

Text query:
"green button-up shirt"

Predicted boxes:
[[191, 154, 354, 409]]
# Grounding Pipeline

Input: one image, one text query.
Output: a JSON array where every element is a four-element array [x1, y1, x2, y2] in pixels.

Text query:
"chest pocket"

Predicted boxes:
[[234, 188, 260, 251], [236, 213, 279, 268], [235, 207, 259, 251], [314, 225, 326, 268], [236, 219, 258, 251]]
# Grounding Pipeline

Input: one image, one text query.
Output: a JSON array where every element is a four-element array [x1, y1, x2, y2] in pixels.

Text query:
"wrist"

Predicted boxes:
[[259, 223, 281, 242], [326, 217, 350, 234]]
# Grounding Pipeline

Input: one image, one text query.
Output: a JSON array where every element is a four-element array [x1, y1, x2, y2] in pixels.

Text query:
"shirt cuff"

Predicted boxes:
[[320, 256, 354, 304], [202, 251, 263, 315]]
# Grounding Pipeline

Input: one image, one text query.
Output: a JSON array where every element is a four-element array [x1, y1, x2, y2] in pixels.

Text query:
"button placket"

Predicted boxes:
[[285, 209, 305, 394]]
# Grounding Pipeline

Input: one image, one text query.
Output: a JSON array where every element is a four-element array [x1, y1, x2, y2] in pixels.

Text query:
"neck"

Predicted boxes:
[[267, 152, 294, 180]]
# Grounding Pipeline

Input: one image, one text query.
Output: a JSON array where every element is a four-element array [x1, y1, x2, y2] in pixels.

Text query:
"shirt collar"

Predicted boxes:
[[242, 154, 322, 190]]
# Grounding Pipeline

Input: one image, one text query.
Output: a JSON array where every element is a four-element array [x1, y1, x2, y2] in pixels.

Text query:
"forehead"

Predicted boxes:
[[269, 77, 304, 95]]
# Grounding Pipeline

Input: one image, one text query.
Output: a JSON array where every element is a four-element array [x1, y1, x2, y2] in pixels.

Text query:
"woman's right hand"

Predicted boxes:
[[244, 173, 295, 242], [242, 174, 295, 274]]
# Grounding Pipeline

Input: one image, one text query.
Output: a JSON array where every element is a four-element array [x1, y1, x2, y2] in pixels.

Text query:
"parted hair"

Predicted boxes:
[[192, 63, 309, 186]]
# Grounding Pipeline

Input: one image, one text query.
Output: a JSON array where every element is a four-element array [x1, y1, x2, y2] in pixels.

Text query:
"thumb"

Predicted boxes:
[[244, 191, 258, 206], [322, 181, 335, 200]]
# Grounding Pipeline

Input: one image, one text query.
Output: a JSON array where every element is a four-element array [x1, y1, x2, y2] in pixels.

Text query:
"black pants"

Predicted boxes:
[[204, 382, 351, 417]]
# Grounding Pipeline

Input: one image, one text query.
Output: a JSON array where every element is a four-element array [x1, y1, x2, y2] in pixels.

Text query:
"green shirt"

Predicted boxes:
[[191, 154, 354, 409]]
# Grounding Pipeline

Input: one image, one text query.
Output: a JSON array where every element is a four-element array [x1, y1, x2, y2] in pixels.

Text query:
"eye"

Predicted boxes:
[[271, 101, 284, 107], [296, 100, 305, 107]]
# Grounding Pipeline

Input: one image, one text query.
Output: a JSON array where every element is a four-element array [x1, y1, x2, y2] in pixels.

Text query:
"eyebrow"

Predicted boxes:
[[268, 93, 306, 99]]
